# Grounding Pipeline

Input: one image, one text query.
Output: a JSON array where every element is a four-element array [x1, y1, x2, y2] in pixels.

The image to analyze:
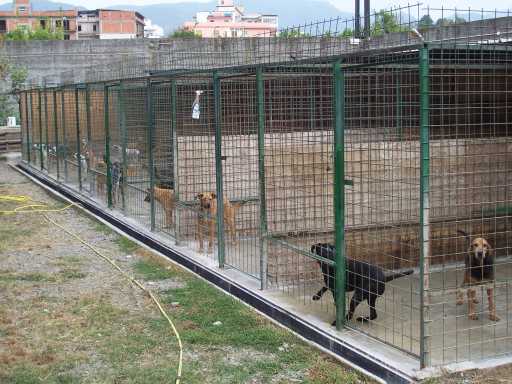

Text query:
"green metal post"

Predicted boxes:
[[18, 96, 24, 161], [44, 87, 50, 174], [419, 45, 431, 369], [75, 86, 82, 191], [104, 85, 113, 208], [213, 71, 226, 268], [256, 67, 269, 290], [147, 78, 156, 231], [119, 81, 128, 212], [53, 90, 59, 180], [171, 80, 180, 243], [396, 73, 403, 140], [85, 84, 93, 192], [61, 89, 68, 183], [25, 92, 31, 164], [38, 88, 43, 171], [333, 59, 346, 330]]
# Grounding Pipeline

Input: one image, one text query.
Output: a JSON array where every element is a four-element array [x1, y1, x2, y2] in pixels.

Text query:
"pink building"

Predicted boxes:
[[183, 0, 278, 38]]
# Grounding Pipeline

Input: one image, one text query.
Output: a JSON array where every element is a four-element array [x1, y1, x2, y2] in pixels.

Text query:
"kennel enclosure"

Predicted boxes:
[[18, 7, 512, 371]]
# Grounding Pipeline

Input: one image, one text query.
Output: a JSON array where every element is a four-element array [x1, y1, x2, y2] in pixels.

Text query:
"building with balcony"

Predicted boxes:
[[0, 0, 146, 40], [183, 0, 278, 38], [0, 0, 77, 40], [77, 9, 145, 40]]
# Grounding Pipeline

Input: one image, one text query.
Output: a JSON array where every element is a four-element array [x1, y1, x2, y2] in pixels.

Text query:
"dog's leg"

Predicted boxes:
[[357, 294, 378, 322], [312, 286, 329, 301], [208, 219, 215, 253], [347, 291, 363, 321], [487, 287, 500, 321], [468, 289, 478, 320], [456, 289, 464, 305], [197, 218, 204, 253]]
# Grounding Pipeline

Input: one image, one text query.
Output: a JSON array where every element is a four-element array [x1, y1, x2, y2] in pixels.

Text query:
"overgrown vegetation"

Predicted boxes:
[[4, 25, 64, 41], [0, 57, 27, 125], [170, 28, 202, 39]]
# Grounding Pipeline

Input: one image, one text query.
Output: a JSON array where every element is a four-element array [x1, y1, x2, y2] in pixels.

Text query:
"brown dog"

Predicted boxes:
[[144, 186, 175, 228], [456, 230, 499, 321], [195, 192, 240, 253], [95, 162, 107, 196]]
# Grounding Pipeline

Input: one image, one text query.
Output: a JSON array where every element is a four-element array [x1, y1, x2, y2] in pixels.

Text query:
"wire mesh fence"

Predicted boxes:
[[18, 9, 512, 370]]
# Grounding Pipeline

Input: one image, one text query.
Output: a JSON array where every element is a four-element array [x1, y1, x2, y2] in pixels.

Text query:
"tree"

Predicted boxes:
[[170, 28, 201, 39], [4, 25, 64, 41], [0, 57, 28, 125], [279, 29, 310, 38], [371, 10, 408, 37], [418, 15, 434, 30], [340, 28, 354, 38]]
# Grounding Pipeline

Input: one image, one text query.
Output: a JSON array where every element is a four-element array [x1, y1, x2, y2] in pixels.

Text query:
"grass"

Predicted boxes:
[[0, 270, 56, 283], [133, 259, 177, 281], [115, 236, 139, 254]]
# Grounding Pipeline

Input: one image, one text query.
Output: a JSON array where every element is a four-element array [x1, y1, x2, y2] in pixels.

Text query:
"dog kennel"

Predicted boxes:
[[18, 5, 512, 370]]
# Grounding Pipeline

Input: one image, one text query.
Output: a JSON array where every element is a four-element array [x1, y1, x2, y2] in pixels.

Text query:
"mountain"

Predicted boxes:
[[0, 0, 84, 11], [0, 0, 351, 35]]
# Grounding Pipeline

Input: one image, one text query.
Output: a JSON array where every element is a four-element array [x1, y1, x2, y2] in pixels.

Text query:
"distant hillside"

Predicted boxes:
[[0, 0, 352, 35], [0, 0, 84, 11]]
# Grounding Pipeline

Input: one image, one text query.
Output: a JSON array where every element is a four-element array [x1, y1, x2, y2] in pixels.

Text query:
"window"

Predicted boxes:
[[40, 19, 46, 29], [78, 25, 81, 31], [63, 19, 70, 31], [17, 6, 26, 12], [93, 24, 97, 32], [56, 20, 62, 28], [0, 20, 6, 33], [64, 34, 70, 40]]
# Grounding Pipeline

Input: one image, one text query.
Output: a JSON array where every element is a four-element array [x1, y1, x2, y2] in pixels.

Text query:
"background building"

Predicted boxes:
[[0, 0, 77, 40], [77, 9, 145, 40], [0, 0, 145, 40], [183, 0, 278, 38]]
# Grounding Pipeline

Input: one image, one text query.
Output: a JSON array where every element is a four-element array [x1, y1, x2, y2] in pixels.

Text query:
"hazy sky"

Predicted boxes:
[[0, 0, 509, 12]]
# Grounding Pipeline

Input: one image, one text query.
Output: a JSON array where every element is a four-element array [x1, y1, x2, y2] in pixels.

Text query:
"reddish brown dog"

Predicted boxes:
[[456, 230, 499, 321], [195, 192, 240, 253], [145, 186, 176, 228]]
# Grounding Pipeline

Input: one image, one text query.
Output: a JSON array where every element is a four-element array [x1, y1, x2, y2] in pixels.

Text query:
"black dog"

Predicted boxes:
[[311, 243, 414, 325]]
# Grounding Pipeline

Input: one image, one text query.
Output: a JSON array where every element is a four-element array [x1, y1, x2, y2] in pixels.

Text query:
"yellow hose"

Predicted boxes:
[[0, 194, 183, 384]]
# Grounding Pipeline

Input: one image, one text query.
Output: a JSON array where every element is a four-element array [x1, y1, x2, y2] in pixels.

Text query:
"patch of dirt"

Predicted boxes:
[[0, 161, 183, 374]]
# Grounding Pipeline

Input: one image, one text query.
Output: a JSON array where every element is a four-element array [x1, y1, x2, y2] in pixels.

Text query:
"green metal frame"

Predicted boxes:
[[213, 71, 226, 268], [257, 67, 269, 289], [333, 59, 346, 329], [171, 80, 180, 243], [419, 45, 431, 369], [119, 81, 128, 211], [85, 85, 93, 192], [25, 92, 31, 164], [147, 78, 156, 231], [75, 86, 82, 191], [104, 85, 113, 208], [44, 87, 50, 174], [38, 88, 43, 171], [61, 89, 69, 183], [53, 90, 59, 180]]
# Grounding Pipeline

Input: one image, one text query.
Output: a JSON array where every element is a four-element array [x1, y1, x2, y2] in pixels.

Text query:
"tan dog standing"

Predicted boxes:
[[195, 192, 240, 253], [456, 230, 499, 321], [145, 186, 176, 228]]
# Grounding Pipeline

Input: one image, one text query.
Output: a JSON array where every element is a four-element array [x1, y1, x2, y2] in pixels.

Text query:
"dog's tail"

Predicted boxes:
[[457, 229, 471, 243], [385, 269, 414, 282], [230, 201, 249, 211]]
